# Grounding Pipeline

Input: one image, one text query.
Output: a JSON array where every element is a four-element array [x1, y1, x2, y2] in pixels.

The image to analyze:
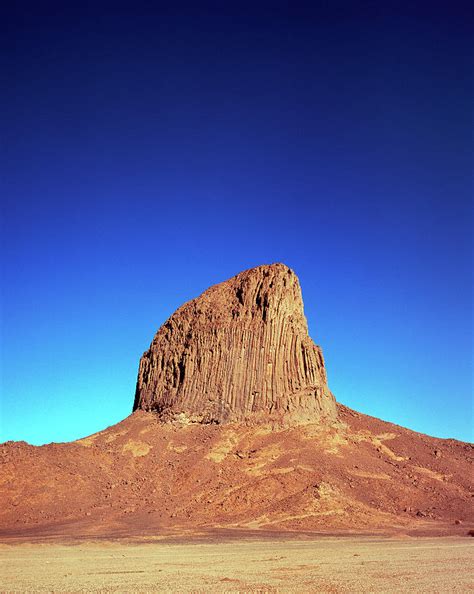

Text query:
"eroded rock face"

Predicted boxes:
[[133, 264, 337, 424]]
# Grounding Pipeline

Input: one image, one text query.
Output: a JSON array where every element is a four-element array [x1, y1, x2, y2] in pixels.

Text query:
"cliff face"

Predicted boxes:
[[133, 264, 337, 424]]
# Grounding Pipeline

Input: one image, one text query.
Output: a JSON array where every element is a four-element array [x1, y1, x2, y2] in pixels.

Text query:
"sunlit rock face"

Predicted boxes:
[[133, 263, 337, 425]]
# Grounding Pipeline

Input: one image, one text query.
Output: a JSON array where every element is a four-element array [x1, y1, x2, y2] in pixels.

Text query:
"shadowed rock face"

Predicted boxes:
[[133, 264, 337, 424]]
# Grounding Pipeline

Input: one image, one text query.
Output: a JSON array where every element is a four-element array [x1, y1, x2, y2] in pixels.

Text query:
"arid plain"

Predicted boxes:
[[1, 535, 473, 593]]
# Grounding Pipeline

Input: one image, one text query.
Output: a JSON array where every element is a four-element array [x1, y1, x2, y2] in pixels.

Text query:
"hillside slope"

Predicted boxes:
[[1, 404, 472, 538]]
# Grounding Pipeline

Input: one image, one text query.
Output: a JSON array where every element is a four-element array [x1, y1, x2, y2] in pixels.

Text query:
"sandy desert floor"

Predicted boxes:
[[1, 535, 472, 593]]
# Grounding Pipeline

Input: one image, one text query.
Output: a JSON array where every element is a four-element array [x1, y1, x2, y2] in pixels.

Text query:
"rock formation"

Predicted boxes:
[[3, 263, 473, 539], [133, 263, 337, 424]]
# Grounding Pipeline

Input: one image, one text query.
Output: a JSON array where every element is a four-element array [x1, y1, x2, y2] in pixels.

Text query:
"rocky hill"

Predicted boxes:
[[1, 264, 472, 539]]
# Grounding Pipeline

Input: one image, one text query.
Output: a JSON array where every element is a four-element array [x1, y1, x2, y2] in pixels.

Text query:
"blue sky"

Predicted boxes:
[[1, 2, 472, 444]]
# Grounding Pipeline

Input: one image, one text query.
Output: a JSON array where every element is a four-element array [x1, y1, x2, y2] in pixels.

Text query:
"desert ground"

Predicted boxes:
[[2, 405, 472, 592], [1, 534, 472, 593]]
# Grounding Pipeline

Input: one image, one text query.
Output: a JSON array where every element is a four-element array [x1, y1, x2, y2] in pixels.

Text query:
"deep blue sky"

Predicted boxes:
[[1, 2, 472, 444]]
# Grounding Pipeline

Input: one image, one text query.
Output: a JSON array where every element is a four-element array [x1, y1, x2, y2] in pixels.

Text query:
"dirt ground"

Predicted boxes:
[[1, 535, 472, 593]]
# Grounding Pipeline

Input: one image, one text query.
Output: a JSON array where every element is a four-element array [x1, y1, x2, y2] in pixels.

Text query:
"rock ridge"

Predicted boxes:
[[133, 263, 337, 424]]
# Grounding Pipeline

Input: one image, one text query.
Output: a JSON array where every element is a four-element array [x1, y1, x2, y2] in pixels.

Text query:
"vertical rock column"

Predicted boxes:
[[133, 263, 337, 424]]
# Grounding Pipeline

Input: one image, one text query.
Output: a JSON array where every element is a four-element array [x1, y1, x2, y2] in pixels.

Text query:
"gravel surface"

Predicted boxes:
[[1, 536, 473, 592]]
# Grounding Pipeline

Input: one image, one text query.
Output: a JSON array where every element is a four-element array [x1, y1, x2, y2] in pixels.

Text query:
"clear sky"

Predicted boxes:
[[1, 2, 472, 444]]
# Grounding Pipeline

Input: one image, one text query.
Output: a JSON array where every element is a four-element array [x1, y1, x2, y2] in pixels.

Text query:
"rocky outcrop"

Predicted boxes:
[[133, 263, 337, 424]]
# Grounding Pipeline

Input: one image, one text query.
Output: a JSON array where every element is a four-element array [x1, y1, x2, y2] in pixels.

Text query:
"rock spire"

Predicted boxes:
[[133, 263, 337, 424]]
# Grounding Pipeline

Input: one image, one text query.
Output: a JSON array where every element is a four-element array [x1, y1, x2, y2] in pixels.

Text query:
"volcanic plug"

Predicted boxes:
[[133, 263, 337, 425]]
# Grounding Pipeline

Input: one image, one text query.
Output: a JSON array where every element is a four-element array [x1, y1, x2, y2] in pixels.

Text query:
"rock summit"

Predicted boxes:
[[133, 263, 337, 424]]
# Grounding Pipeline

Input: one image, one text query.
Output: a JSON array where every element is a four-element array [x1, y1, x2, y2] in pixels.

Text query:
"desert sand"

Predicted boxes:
[[1, 535, 472, 593]]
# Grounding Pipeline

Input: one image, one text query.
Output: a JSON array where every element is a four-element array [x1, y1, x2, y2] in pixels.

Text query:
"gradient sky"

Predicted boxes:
[[1, 2, 472, 445]]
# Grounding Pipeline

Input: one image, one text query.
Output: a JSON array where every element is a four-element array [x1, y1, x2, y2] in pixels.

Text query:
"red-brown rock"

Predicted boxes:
[[133, 264, 337, 425]]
